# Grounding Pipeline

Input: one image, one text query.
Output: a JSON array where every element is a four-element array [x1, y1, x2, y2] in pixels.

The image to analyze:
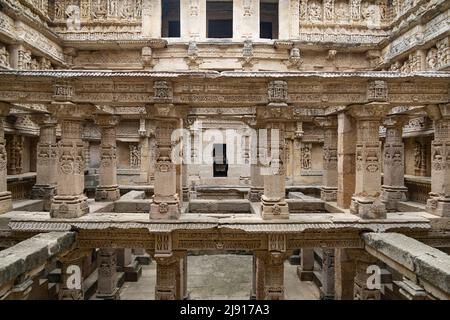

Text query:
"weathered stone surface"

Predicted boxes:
[[363, 232, 450, 296], [0, 232, 75, 288]]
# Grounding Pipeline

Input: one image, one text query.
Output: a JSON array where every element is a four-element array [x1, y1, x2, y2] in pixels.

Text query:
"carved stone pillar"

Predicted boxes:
[[349, 103, 388, 219], [150, 120, 180, 219], [181, 0, 206, 40], [153, 233, 186, 300], [249, 125, 264, 202], [261, 121, 289, 219], [6, 134, 24, 175], [337, 112, 356, 208], [426, 104, 450, 217], [31, 114, 58, 211], [49, 104, 90, 218], [254, 251, 267, 300], [298, 248, 314, 281], [315, 116, 338, 201], [0, 104, 12, 214], [321, 248, 335, 300], [233, 0, 259, 41], [264, 234, 288, 300], [354, 253, 381, 300], [96, 248, 119, 300], [95, 115, 120, 202], [335, 248, 366, 300], [142, 0, 161, 38], [59, 249, 89, 300], [381, 116, 408, 211]]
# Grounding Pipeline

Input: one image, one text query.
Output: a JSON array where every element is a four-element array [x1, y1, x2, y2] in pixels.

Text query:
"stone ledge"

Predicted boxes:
[[362, 232, 450, 297], [0, 232, 75, 289]]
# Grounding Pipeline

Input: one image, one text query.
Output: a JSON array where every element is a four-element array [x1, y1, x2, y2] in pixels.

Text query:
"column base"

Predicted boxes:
[[182, 187, 190, 202], [426, 196, 450, 217], [150, 197, 180, 219], [350, 196, 386, 219], [297, 266, 314, 281], [50, 195, 89, 218], [95, 185, 120, 202], [96, 288, 120, 300], [321, 187, 337, 202], [248, 187, 263, 202], [261, 196, 289, 220], [381, 185, 407, 211], [0, 191, 12, 214], [31, 185, 56, 211]]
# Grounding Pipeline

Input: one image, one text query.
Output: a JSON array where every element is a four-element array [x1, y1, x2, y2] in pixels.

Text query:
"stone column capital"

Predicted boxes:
[[48, 102, 94, 120], [0, 102, 11, 117], [347, 102, 390, 120], [94, 114, 121, 127], [382, 115, 409, 128], [31, 113, 58, 127], [314, 116, 338, 128]]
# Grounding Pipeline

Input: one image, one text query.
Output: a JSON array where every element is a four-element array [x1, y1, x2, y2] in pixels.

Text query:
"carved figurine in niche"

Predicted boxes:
[[301, 145, 312, 170], [55, 1, 65, 20], [414, 142, 422, 169], [335, 1, 349, 22], [0, 46, 9, 67], [426, 48, 438, 70], [135, 0, 142, 18], [308, 1, 322, 22], [129, 144, 141, 168], [91, 0, 107, 19], [323, 0, 334, 20], [119, 0, 134, 19], [108, 0, 118, 16], [299, 0, 308, 19]]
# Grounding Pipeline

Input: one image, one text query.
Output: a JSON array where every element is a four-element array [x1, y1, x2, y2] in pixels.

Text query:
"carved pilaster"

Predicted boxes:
[[348, 103, 389, 219], [260, 81, 290, 220], [153, 233, 186, 300], [95, 115, 120, 202], [6, 134, 24, 175], [96, 248, 120, 300], [426, 104, 450, 217], [58, 249, 91, 300], [381, 116, 408, 211], [315, 116, 338, 202], [354, 253, 381, 300], [150, 120, 180, 219], [321, 249, 335, 300], [0, 103, 12, 214], [49, 103, 91, 218], [31, 114, 58, 211]]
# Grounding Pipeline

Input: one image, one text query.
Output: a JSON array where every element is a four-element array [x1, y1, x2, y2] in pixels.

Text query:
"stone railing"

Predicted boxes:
[[0, 232, 75, 300], [7, 173, 36, 200], [363, 232, 450, 300], [404, 175, 431, 204]]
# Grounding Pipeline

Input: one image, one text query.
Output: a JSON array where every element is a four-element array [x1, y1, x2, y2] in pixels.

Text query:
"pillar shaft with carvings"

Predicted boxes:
[[260, 80, 290, 220], [349, 103, 388, 219], [0, 104, 12, 214], [381, 116, 408, 211], [49, 103, 89, 218], [354, 253, 381, 300], [150, 119, 180, 219], [427, 104, 450, 217], [152, 233, 186, 300], [97, 248, 119, 300], [249, 124, 264, 202], [31, 114, 58, 210], [95, 115, 120, 202], [6, 134, 23, 175], [315, 116, 338, 201]]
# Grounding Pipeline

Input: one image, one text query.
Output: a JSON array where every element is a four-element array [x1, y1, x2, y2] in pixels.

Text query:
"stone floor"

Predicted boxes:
[[119, 254, 320, 300]]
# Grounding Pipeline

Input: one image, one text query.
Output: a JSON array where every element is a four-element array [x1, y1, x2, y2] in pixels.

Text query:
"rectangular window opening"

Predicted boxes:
[[260, 1, 278, 39], [162, 0, 180, 37], [213, 144, 228, 177], [207, 1, 233, 38]]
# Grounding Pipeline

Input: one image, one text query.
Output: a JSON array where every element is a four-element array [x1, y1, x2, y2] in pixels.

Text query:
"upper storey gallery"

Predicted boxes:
[[0, 0, 448, 71]]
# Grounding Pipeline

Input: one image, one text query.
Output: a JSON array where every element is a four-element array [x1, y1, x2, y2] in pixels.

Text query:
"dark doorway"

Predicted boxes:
[[162, 0, 180, 37], [207, 1, 233, 38], [260, 1, 278, 39], [213, 144, 228, 177]]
